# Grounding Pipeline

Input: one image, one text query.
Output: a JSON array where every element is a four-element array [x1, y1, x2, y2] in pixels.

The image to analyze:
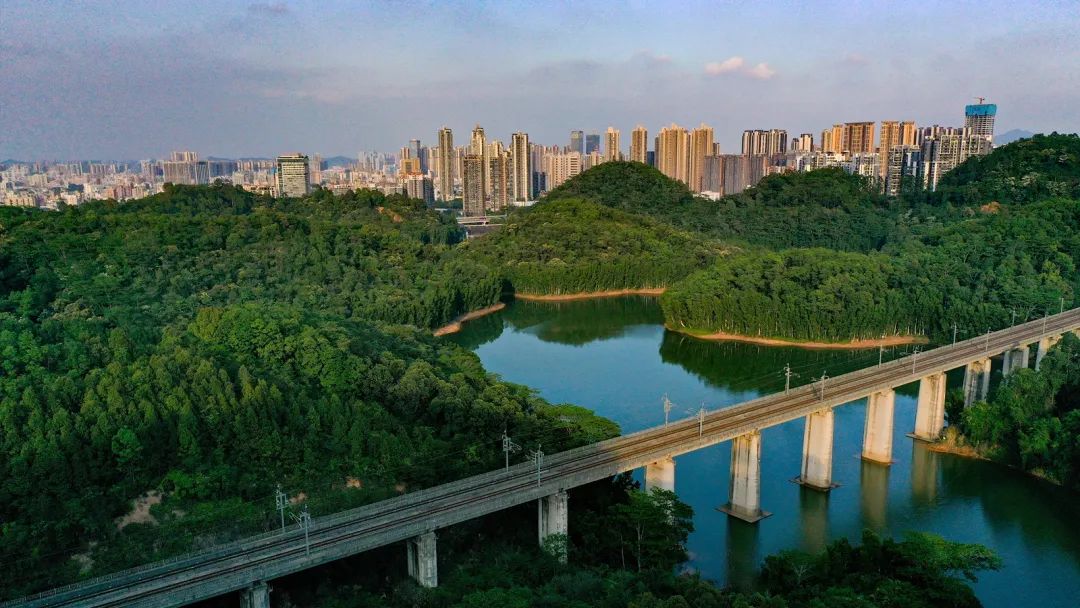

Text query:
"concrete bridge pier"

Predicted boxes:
[[239, 582, 270, 608], [963, 357, 992, 406], [912, 372, 947, 441], [1002, 345, 1030, 376], [538, 490, 569, 561], [1036, 335, 1061, 370], [862, 390, 895, 464], [644, 457, 675, 493], [407, 531, 438, 588], [721, 431, 769, 522], [797, 408, 836, 491]]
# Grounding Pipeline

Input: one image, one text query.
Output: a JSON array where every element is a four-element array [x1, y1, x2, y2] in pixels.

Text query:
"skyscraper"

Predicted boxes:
[[792, 133, 814, 152], [470, 125, 488, 202], [437, 127, 454, 202], [275, 153, 311, 197], [569, 130, 584, 155], [409, 139, 423, 172], [689, 124, 714, 193], [656, 124, 690, 185], [543, 152, 582, 189], [489, 151, 510, 211], [585, 133, 600, 155], [821, 124, 845, 153], [842, 122, 875, 154], [964, 102, 997, 141], [604, 127, 621, 162], [509, 132, 531, 202], [879, 121, 917, 179], [740, 129, 786, 156], [630, 126, 648, 163], [462, 154, 484, 216]]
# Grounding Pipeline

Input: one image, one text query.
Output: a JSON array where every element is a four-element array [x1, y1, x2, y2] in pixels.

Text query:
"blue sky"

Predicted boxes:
[[2, 0, 1078, 159]]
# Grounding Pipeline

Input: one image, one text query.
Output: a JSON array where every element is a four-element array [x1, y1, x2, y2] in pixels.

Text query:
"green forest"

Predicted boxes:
[[0, 185, 613, 596], [949, 334, 1080, 490], [460, 197, 724, 295], [654, 135, 1080, 342], [4, 135, 1077, 605]]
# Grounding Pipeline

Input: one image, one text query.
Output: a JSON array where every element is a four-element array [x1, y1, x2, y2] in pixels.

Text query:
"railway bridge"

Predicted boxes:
[[9, 308, 1080, 608]]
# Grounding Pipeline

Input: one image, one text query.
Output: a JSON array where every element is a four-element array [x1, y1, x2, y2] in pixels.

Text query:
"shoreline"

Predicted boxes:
[[433, 302, 507, 337], [514, 287, 667, 302], [668, 326, 928, 350]]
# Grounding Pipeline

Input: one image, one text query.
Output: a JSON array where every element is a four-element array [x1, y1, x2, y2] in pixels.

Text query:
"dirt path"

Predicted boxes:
[[433, 302, 507, 336], [669, 327, 928, 350]]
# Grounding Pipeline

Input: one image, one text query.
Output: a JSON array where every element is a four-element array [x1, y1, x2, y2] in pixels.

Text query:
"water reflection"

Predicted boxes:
[[451, 296, 1080, 608], [859, 461, 890, 532], [725, 519, 760, 592], [798, 488, 830, 554], [910, 441, 940, 505]]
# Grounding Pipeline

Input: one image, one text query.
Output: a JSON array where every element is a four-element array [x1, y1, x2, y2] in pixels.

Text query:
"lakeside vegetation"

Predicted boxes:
[[0, 185, 612, 596], [944, 334, 1080, 491], [459, 197, 724, 296], [3, 136, 1075, 604]]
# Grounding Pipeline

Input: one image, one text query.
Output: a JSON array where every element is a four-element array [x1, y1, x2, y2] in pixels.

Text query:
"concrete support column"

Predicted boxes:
[[644, 457, 675, 493], [1036, 335, 1061, 371], [1002, 346, 1030, 376], [407, 531, 437, 588], [721, 431, 769, 522], [963, 357, 992, 406], [538, 490, 568, 561], [797, 408, 835, 491], [239, 582, 270, 608], [862, 390, 895, 465], [912, 372, 947, 442]]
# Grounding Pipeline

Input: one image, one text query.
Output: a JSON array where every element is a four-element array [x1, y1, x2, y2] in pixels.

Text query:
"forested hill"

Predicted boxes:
[[661, 135, 1080, 343], [546, 162, 903, 251], [0, 184, 619, 597], [459, 197, 725, 295], [928, 133, 1080, 206]]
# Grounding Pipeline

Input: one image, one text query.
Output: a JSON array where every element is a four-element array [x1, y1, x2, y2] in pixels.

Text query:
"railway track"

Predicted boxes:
[[10, 309, 1079, 608]]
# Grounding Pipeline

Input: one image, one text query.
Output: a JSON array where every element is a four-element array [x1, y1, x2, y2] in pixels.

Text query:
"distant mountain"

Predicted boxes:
[[996, 129, 1034, 145], [322, 155, 354, 168]]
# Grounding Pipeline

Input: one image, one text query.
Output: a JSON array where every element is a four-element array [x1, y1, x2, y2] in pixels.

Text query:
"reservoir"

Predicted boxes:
[[449, 296, 1080, 607]]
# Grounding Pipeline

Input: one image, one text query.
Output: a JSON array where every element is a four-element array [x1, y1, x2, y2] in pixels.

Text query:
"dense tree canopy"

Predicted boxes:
[[460, 197, 724, 295], [0, 185, 613, 597]]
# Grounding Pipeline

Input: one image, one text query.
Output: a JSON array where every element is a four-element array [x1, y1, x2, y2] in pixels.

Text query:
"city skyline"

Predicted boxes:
[[2, 0, 1078, 160]]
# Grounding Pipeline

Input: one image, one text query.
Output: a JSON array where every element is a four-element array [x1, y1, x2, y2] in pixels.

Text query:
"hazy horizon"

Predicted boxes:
[[2, 0, 1079, 160]]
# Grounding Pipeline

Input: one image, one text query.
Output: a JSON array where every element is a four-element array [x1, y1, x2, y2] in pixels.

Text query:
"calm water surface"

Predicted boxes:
[[450, 296, 1080, 607]]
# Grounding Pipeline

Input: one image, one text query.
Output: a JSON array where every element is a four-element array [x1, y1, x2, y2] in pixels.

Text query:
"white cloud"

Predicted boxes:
[[745, 62, 776, 80], [704, 56, 744, 75]]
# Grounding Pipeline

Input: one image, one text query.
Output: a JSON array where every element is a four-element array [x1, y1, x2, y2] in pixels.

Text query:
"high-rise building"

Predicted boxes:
[[585, 133, 601, 155], [630, 126, 648, 163], [404, 175, 434, 204], [462, 154, 485, 216], [703, 155, 724, 193], [842, 122, 875, 154], [604, 127, 621, 162], [570, 130, 584, 155], [919, 131, 963, 191], [510, 132, 531, 202], [276, 153, 311, 197], [169, 151, 199, 162], [885, 145, 921, 197], [964, 102, 997, 142], [792, 133, 814, 152], [489, 151, 511, 211], [470, 125, 488, 202], [878, 121, 917, 179], [740, 129, 787, 156], [437, 127, 454, 201], [409, 139, 424, 172], [656, 124, 690, 185], [543, 152, 582, 189], [820, 124, 845, 154], [689, 124, 714, 193]]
